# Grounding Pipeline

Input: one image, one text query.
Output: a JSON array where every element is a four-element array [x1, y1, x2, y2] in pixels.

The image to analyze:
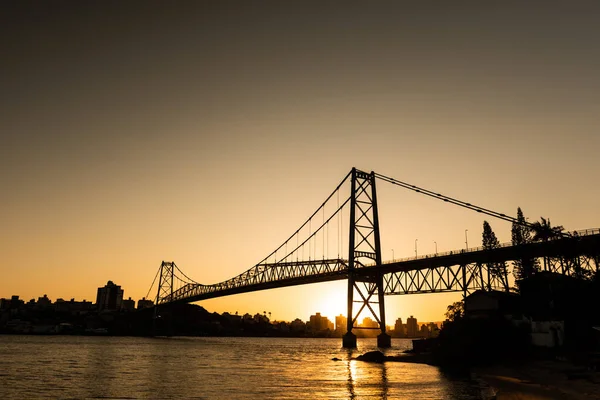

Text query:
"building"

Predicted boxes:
[[427, 322, 439, 337], [335, 314, 347, 333], [121, 297, 135, 312], [36, 294, 52, 308], [96, 281, 124, 311], [0, 298, 12, 310], [361, 317, 378, 328], [309, 312, 332, 332], [54, 298, 94, 314], [394, 318, 405, 337], [137, 297, 154, 309], [406, 315, 418, 337], [464, 290, 521, 319], [327, 319, 334, 331]]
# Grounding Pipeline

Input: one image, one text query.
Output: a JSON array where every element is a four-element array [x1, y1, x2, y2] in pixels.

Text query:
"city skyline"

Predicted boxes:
[[1, 284, 441, 328], [3, 2, 600, 323]]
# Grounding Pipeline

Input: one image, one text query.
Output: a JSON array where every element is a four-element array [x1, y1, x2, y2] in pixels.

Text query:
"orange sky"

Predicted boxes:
[[2, 2, 600, 323]]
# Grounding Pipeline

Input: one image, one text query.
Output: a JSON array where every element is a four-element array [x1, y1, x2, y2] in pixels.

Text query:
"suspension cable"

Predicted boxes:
[[173, 263, 201, 285], [145, 265, 161, 300], [373, 171, 551, 231], [256, 169, 352, 265], [274, 196, 351, 263]]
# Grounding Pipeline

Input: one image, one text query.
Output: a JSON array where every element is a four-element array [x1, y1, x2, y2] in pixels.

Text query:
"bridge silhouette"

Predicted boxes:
[[147, 168, 600, 348]]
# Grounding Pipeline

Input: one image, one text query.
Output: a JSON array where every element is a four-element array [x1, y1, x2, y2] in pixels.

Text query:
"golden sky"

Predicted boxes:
[[2, 2, 600, 323]]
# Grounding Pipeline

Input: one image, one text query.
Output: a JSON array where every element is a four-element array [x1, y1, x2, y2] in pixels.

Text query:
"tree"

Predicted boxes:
[[531, 217, 564, 242], [445, 301, 464, 322], [511, 207, 540, 287], [531, 217, 565, 272], [482, 221, 500, 249], [482, 221, 509, 291], [511, 207, 531, 245]]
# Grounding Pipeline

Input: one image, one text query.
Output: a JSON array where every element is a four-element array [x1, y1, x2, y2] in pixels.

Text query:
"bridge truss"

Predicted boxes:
[[147, 167, 600, 347]]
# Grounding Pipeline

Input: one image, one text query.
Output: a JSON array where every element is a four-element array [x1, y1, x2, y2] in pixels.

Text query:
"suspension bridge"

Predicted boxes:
[[147, 168, 600, 348]]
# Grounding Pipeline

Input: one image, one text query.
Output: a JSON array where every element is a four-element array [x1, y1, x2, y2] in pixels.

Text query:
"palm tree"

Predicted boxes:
[[531, 217, 565, 242], [531, 217, 565, 271]]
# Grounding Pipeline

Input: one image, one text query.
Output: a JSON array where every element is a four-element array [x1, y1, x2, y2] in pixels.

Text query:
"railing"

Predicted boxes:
[[160, 228, 599, 303], [379, 228, 600, 265]]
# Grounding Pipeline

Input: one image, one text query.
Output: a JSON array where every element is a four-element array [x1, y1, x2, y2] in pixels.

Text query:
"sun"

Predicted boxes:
[[318, 288, 347, 322]]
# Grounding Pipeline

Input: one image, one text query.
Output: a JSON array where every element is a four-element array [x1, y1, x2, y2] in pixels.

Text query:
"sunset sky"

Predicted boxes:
[[2, 2, 600, 324]]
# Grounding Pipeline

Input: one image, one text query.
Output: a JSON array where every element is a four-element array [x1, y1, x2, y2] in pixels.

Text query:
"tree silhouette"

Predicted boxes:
[[511, 207, 539, 288], [445, 301, 464, 322], [531, 217, 565, 272], [482, 221, 509, 291], [531, 217, 564, 242]]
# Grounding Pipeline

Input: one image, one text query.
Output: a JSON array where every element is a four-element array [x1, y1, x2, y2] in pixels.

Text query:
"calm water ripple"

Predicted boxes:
[[0, 335, 481, 399]]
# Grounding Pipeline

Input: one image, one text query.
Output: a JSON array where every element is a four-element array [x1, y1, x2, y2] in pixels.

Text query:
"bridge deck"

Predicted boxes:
[[162, 232, 600, 305]]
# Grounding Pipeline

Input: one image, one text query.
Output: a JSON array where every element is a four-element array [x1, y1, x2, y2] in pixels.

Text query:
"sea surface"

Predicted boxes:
[[0, 335, 482, 399]]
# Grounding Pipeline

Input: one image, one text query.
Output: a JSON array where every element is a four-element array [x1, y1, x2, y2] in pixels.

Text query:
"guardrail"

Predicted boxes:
[[379, 228, 600, 265]]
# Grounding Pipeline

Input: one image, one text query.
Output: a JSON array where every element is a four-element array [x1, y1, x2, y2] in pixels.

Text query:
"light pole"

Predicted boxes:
[[434, 241, 437, 254], [392, 249, 395, 261], [465, 229, 469, 250], [414, 239, 418, 258]]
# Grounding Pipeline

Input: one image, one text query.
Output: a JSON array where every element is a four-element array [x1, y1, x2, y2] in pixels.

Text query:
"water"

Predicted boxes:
[[0, 335, 481, 399]]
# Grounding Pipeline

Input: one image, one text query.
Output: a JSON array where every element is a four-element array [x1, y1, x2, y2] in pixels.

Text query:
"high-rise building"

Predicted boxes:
[[428, 322, 439, 337], [394, 318, 405, 337], [406, 315, 418, 337], [309, 312, 332, 332], [335, 314, 347, 332], [361, 317, 379, 328], [96, 281, 124, 311]]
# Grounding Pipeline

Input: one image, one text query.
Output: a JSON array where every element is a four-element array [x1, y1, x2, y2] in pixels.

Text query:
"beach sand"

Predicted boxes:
[[475, 359, 600, 399]]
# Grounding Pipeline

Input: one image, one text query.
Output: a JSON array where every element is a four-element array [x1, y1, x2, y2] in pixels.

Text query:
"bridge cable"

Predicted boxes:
[[173, 262, 202, 285], [374, 171, 555, 232], [256, 169, 352, 266], [145, 265, 161, 300], [274, 196, 351, 264]]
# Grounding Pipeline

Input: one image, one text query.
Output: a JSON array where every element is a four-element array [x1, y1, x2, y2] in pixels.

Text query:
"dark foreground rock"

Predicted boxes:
[[353, 350, 435, 365], [355, 351, 386, 363]]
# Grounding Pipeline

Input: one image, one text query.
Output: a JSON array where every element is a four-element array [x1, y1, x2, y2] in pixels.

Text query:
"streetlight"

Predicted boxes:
[[414, 239, 418, 258], [465, 229, 469, 250], [434, 241, 437, 254], [391, 249, 395, 261]]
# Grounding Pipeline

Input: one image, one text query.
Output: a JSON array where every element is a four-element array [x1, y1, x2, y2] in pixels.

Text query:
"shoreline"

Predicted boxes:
[[473, 360, 600, 400], [354, 351, 600, 399]]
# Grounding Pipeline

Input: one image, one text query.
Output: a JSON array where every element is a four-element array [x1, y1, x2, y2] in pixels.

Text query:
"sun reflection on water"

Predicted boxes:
[[1, 336, 482, 399]]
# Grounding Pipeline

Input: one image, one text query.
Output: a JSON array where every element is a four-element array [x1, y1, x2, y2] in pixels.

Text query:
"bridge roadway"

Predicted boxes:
[[162, 230, 600, 305]]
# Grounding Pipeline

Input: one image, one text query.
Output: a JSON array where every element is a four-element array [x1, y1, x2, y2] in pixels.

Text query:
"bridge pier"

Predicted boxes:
[[343, 332, 357, 348], [377, 332, 391, 348]]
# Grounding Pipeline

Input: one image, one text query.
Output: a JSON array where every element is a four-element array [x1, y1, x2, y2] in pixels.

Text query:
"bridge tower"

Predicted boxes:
[[153, 261, 175, 335], [343, 168, 391, 348], [155, 261, 175, 305]]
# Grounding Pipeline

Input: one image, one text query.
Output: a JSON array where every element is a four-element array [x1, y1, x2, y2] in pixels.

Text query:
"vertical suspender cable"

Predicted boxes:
[[308, 218, 312, 261]]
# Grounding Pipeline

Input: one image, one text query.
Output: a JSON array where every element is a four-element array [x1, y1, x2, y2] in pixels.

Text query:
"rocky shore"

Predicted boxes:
[[474, 359, 600, 399], [352, 350, 600, 399]]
